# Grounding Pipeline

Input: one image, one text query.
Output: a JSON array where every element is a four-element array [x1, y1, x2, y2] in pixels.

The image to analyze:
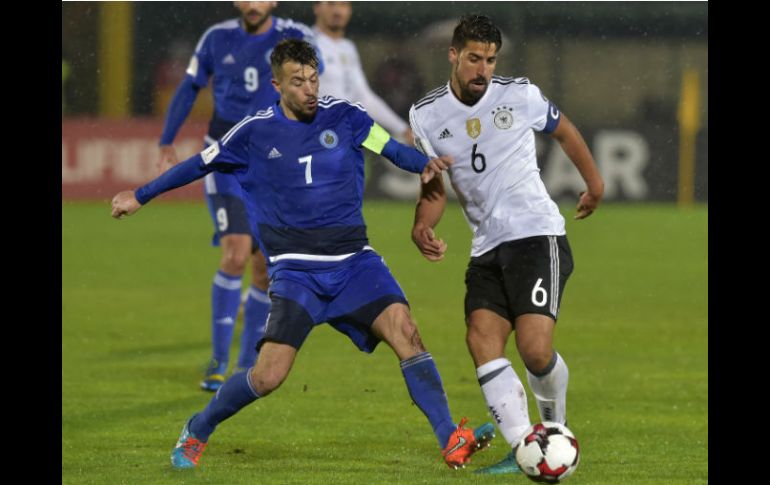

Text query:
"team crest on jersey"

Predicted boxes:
[[319, 129, 339, 148], [492, 106, 514, 130], [466, 118, 481, 139]]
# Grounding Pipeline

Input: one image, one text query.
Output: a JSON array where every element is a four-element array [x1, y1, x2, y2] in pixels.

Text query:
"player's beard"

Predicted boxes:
[[242, 9, 270, 33], [460, 77, 488, 104], [290, 96, 318, 122], [452, 67, 489, 105]]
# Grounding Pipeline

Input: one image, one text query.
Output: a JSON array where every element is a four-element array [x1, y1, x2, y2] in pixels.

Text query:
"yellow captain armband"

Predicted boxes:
[[361, 122, 391, 155]]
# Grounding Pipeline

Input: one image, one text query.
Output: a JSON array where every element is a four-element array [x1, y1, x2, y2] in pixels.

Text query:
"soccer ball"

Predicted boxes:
[[514, 422, 580, 483]]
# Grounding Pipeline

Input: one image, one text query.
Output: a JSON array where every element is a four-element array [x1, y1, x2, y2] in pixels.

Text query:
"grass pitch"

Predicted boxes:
[[62, 200, 707, 484]]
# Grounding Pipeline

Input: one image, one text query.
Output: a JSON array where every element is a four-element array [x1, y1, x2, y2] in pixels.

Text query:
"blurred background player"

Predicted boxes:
[[157, 1, 321, 392], [409, 14, 604, 474], [113, 38, 495, 471], [312, 1, 414, 145]]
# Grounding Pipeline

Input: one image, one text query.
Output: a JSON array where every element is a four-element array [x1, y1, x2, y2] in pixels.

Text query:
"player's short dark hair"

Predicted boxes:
[[451, 14, 502, 53], [270, 39, 319, 78]]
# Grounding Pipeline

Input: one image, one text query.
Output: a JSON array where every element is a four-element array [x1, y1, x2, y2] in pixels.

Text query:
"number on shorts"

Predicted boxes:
[[216, 207, 229, 232], [531, 278, 547, 307]]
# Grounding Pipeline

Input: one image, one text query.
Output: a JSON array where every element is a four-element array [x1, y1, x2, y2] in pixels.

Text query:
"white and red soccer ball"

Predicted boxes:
[[514, 422, 580, 483]]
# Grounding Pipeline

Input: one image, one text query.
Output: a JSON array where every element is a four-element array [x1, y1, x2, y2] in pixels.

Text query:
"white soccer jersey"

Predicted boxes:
[[409, 76, 566, 257], [313, 27, 409, 136]]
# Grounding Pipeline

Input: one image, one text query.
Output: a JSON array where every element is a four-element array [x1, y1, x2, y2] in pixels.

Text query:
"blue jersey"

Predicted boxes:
[[139, 96, 430, 272], [200, 97, 376, 271], [186, 16, 320, 125]]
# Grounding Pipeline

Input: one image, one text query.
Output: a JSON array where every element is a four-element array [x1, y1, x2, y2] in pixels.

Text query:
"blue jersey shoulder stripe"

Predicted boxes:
[[221, 108, 274, 145], [194, 18, 240, 53], [275, 17, 315, 39], [319, 97, 366, 112]]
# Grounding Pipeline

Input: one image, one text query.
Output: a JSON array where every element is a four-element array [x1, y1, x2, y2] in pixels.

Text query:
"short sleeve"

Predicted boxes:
[[409, 105, 438, 158], [527, 83, 561, 134], [201, 116, 253, 171], [348, 104, 375, 147]]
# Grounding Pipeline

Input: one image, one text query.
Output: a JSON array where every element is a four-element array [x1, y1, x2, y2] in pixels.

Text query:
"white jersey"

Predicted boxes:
[[409, 76, 565, 257], [313, 27, 409, 136]]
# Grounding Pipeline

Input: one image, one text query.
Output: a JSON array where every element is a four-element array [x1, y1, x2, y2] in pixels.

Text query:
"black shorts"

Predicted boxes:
[[464, 235, 574, 324]]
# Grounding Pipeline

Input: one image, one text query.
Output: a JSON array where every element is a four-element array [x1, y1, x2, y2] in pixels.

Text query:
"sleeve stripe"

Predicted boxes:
[[194, 19, 239, 53], [221, 108, 274, 145]]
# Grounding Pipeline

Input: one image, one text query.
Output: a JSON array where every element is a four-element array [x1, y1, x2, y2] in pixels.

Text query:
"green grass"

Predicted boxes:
[[62, 200, 707, 484]]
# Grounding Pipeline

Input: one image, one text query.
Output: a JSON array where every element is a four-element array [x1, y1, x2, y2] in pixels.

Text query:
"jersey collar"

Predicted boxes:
[[446, 80, 494, 112]]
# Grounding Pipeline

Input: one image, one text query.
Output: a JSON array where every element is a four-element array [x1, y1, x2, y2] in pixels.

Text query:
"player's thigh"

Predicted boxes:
[[514, 313, 556, 369], [250, 341, 298, 395], [250, 249, 269, 289], [466, 308, 513, 366], [465, 248, 511, 324], [327, 251, 408, 354], [498, 235, 574, 322]]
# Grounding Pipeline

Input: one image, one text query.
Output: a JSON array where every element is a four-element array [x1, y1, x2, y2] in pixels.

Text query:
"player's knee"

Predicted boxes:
[[399, 317, 425, 352], [465, 324, 505, 363], [520, 347, 553, 374], [221, 249, 249, 273], [248, 366, 286, 396]]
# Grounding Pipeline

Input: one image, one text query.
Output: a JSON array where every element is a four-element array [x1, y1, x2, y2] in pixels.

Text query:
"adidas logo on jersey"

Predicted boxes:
[[268, 147, 282, 159], [438, 128, 453, 139], [222, 54, 236, 64]]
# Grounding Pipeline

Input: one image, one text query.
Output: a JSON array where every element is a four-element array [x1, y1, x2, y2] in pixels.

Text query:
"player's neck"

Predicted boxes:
[[316, 23, 346, 39], [279, 100, 314, 123]]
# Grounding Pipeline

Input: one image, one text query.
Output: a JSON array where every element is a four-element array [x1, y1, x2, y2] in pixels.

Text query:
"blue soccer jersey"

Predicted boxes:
[[187, 17, 321, 126], [200, 98, 376, 270], [138, 96, 430, 274]]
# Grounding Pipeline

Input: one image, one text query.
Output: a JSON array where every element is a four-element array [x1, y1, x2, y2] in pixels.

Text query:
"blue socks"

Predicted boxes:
[[190, 369, 260, 441], [400, 352, 456, 448], [237, 286, 270, 369], [211, 270, 242, 366]]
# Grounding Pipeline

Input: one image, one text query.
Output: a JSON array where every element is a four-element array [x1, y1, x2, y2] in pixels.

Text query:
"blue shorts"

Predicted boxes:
[[203, 135, 254, 247], [259, 250, 408, 353], [205, 188, 253, 246]]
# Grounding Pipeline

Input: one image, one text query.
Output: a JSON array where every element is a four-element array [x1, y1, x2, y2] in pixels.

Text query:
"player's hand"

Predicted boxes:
[[111, 190, 142, 219], [421, 155, 453, 184], [412, 222, 447, 262], [575, 190, 602, 220], [158, 145, 179, 175]]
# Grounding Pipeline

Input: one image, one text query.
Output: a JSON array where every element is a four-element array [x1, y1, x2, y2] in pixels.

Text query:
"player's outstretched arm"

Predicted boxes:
[[110, 152, 214, 220], [550, 113, 604, 219], [412, 176, 448, 262]]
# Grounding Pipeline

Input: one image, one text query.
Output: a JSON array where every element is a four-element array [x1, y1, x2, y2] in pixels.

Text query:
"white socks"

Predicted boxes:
[[476, 358, 531, 447], [526, 351, 569, 425]]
